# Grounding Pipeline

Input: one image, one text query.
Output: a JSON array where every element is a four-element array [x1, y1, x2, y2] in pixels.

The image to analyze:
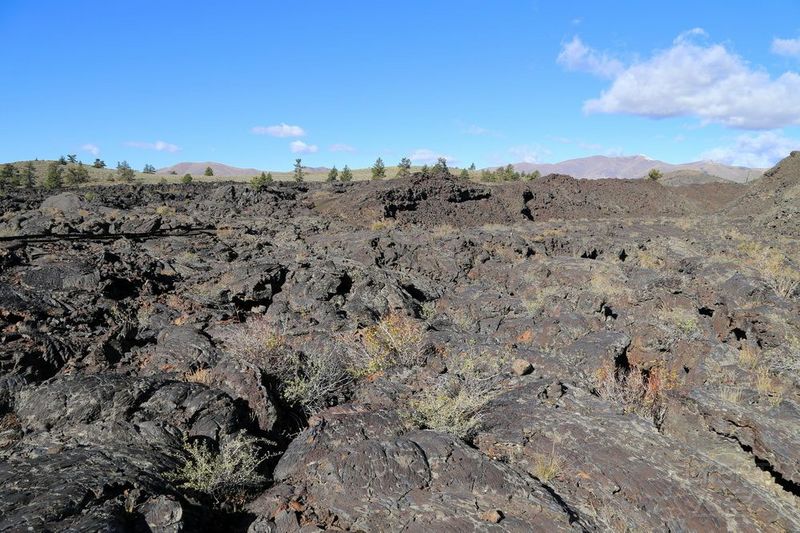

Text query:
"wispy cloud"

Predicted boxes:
[[251, 123, 306, 137], [81, 143, 100, 156], [125, 140, 181, 152], [557, 36, 624, 78], [771, 36, 800, 58], [290, 140, 318, 154], [508, 144, 551, 163], [408, 148, 454, 164], [329, 143, 356, 153], [701, 131, 799, 167], [559, 30, 800, 129]]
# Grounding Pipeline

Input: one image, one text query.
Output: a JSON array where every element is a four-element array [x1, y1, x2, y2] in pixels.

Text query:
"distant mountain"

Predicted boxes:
[[511, 155, 763, 183], [157, 162, 262, 177]]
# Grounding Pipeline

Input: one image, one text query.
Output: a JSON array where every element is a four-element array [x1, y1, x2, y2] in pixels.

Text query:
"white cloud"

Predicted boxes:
[[252, 123, 306, 137], [408, 148, 454, 164], [81, 143, 100, 156], [557, 36, 624, 78], [560, 30, 800, 129], [701, 131, 799, 167], [772, 37, 800, 58], [329, 143, 356, 152], [125, 140, 181, 152], [508, 144, 551, 163], [290, 140, 318, 154]]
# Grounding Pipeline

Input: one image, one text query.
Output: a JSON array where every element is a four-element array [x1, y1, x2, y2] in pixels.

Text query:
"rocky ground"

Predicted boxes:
[[0, 154, 798, 532]]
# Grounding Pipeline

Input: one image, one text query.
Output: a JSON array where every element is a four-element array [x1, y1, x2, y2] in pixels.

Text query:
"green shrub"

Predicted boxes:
[[181, 173, 193, 184], [169, 433, 271, 503]]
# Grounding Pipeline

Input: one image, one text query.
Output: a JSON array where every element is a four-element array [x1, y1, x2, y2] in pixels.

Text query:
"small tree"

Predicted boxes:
[[65, 162, 90, 185], [67, 154, 78, 164], [432, 157, 449, 175], [116, 161, 135, 182], [526, 170, 541, 181], [143, 164, 156, 174], [0, 164, 16, 189], [340, 165, 353, 182], [647, 168, 663, 181], [58, 156, 68, 165], [397, 157, 412, 179], [93, 158, 106, 169], [22, 161, 36, 188], [469, 163, 476, 171], [420, 164, 430, 177], [327, 166, 338, 182], [251, 171, 272, 189], [293, 159, 304, 182], [204, 166, 214, 177], [44, 162, 63, 189], [181, 173, 193, 184], [371, 157, 386, 180], [459, 168, 470, 180]]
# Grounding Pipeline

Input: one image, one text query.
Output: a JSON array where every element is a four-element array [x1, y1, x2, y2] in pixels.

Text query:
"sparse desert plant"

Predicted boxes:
[[408, 345, 506, 440], [658, 307, 699, 336], [409, 385, 486, 440], [754, 366, 784, 406], [223, 318, 349, 413], [594, 361, 676, 425], [278, 348, 352, 414], [720, 385, 743, 405], [370, 218, 396, 231], [342, 313, 426, 377], [169, 433, 271, 503], [531, 440, 565, 484], [738, 343, 760, 369], [185, 367, 213, 385], [737, 239, 800, 298], [155, 205, 176, 216], [222, 317, 287, 368]]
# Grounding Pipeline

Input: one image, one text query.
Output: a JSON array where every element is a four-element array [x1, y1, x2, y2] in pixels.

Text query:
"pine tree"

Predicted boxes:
[[65, 162, 90, 185], [432, 157, 449, 175], [143, 164, 156, 174], [181, 173, 193, 184], [93, 158, 106, 169], [116, 161, 135, 182], [647, 168, 663, 181], [371, 157, 386, 180], [469, 163, 476, 171], [251, 171, 272, 189], [67, 154, 78, 164], [293, 159, 304, 182], [22, 161, 36, 188], [204, 166, 214, 176], [397, 157, 412, 179], [340, 165, 353, 182], [459, 168, 470, 179], [44, 162, 63, 189], [327, 166, 339, 182]]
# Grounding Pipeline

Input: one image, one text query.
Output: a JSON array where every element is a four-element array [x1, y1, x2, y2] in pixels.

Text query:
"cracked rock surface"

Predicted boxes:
[[0, 157, 798, 531]]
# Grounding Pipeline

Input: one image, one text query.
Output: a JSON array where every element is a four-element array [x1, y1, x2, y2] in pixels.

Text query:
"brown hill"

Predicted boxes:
[[512, 155, 762, 183], [157, 161, 262, 177]]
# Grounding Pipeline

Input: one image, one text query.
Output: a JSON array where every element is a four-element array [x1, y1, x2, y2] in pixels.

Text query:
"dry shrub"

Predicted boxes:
[[531, 440, 565, 484], [223, 318, 350, 414], [185, 367, 213, 385], [738, 239, 800, 298], [408, 346, 507, 440], [342, 313, 426, 377], [222, 317, 286, 369], [659, 307, 699, 336], [594, 362, 676, 425], [754, 367, 784, 406], [169, 433, 273, 504], [370, 218, 397, 231], [737, 343, 760, 369]]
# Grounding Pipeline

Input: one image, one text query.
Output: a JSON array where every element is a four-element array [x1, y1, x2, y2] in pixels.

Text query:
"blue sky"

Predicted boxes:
[[2, 1, 800, 170]]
